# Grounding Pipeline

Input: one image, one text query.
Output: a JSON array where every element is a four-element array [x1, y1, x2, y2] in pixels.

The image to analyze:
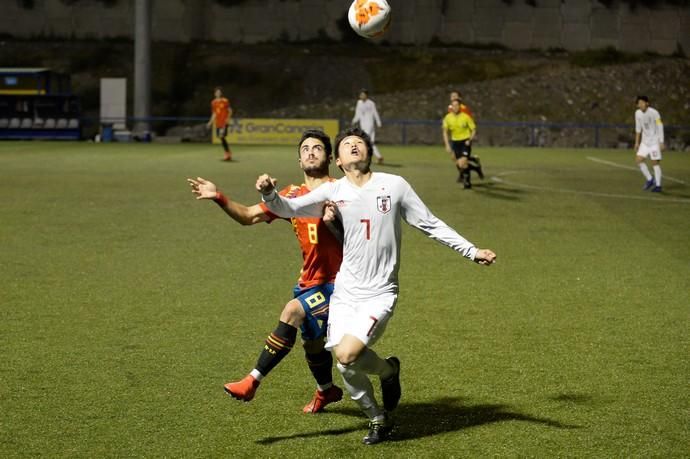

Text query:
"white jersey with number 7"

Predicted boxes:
[[262, 172, 477, 300]]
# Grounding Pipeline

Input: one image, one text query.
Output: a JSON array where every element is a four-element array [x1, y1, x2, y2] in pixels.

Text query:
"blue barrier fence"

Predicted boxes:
[[7, 115, 686, 149], [375, 119, 690, 148]]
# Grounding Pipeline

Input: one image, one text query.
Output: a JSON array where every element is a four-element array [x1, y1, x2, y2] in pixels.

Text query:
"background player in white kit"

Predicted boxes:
[[352, 89, 384, 165], [256, 127, 496, 445], [634, 95, 664, 192]]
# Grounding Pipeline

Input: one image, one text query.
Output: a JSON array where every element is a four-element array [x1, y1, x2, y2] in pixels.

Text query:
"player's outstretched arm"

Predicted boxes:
[[257, 173, 332, 219], [474, 249, 497, 266], [188, 177, 269, 225], [400, 180, 477, 259]]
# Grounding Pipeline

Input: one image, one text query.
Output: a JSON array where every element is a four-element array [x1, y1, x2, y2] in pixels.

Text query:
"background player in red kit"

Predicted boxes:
[[207, 87, 233, 161]]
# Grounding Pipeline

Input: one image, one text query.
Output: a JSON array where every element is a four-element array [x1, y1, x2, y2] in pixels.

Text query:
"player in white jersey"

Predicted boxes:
[[352, 89, 384, 164], [256, 127, 497, 445], [634, 95, 665, 192]]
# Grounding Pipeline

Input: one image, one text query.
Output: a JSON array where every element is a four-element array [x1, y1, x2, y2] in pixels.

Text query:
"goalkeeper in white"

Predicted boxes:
[[256, 127, 496, 445]]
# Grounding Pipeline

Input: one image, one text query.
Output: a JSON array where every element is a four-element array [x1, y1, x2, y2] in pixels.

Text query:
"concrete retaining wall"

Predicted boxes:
[[0, 0, 687, 54]]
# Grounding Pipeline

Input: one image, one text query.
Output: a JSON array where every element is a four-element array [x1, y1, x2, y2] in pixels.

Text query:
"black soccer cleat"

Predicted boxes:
[[474, 156, 485, 179], [362, 415, 394, 445], [381, 356, 401, 412]]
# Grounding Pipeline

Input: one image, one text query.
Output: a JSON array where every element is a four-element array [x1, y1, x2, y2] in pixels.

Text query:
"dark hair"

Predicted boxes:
[[334, 127, 374, 165], [359, 88, 368, 95], [450, 89, 462, 99], [298, 129, 332, 158], [214, 86, 222, 92], [636, 95, 649, 103]]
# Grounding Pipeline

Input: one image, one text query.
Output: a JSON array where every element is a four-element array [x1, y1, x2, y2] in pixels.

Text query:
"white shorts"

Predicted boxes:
[[637, 143, 662, 161], [325, 292, 397, 350]]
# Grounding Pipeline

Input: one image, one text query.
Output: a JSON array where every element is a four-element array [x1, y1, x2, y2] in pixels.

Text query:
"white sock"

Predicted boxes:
[[372, 413, 387, 423], [337, 362, 383, 420], [250, 369, 264, 381], [355, 348, 394, 380], [639, 163, 653, 181], [372, 145, 382, 159], [653, 165, 662, 186], [317, 382, 332, 392]]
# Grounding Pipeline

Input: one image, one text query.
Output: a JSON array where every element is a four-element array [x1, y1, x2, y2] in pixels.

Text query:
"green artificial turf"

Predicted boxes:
[[1, 141, 688, 457]]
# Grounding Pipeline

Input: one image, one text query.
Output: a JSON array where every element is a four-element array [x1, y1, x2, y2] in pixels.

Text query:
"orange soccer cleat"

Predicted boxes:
[[223, 375, 260, 402], [302, 385, 344, 413]]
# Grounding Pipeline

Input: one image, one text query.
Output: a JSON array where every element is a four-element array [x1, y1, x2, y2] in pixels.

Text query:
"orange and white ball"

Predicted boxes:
[[348, 0, 392, 39]]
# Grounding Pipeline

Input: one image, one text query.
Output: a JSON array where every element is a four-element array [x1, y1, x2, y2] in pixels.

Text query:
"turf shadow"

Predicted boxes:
[[255, 425, 365, 445], [389, 396, 580, 441], [255, 396, 579, 445], [469, 181, 527, 201], [658, 189, 690, 199], [549, 392, 600, 405], [375, 163, 404, 168]]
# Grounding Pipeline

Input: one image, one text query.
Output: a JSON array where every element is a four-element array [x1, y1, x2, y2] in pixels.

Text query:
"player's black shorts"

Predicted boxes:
[[451, 140, 472, 159], [215, 125, 228, 138]]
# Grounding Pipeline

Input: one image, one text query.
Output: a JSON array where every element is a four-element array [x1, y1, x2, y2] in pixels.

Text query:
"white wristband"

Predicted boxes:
[[261, 189, 278, 202]]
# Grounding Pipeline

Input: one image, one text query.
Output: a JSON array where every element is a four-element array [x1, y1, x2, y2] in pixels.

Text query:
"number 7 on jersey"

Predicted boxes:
[[360, 219, 370, 240]]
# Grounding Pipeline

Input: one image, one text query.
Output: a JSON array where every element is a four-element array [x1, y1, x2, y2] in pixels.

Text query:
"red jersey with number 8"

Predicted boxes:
[[259, 183, 342, 289]]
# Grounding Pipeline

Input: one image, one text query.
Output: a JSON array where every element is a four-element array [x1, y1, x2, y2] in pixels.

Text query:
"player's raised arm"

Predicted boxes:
[[257, 173, 333, 219], [188, 177, 269, 225]]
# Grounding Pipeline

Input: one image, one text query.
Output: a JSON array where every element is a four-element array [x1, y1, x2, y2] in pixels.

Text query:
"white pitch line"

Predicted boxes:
[[490, 173, 690, 204], [587, 156, 687, 184]]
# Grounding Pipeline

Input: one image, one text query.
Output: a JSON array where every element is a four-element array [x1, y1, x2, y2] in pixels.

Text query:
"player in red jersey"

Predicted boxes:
[[187, 129, 344, 413], [207, 87, 233, 161], [447, 89, 474, 118]]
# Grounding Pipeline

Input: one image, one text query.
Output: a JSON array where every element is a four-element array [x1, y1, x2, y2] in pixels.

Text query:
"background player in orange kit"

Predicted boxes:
[[207, 87, 233, 161], [187, 129, 344, 413], [447, 89, 473, 118]]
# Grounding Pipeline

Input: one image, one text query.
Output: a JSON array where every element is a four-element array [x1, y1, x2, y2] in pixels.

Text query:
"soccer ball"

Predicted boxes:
[[348, 0, 392, 39]]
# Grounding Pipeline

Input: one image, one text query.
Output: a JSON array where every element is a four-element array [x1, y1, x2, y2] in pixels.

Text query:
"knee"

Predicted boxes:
[[280, 299, 305, 326], [334, 347, 359, 366]]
